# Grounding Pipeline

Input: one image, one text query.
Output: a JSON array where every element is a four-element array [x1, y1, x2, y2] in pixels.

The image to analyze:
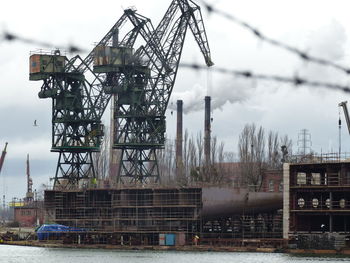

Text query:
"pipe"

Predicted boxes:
[[204, 96, 211, 165], [201, 187, 283, 219], [176, 100, 183, 178]]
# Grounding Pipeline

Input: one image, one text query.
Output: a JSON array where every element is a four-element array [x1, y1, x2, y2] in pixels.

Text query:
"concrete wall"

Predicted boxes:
[[283, 163, 290, 240]]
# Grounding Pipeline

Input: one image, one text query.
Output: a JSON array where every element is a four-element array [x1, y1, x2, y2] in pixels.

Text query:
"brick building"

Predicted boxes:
[[14, 202, 44, 227]]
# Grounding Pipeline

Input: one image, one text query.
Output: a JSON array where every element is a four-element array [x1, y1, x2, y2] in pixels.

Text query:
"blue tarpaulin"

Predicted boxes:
[[36, 224, 85, 240]]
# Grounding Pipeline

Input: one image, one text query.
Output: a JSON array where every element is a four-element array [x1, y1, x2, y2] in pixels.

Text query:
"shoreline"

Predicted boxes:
[[2, 241, 350, 255]]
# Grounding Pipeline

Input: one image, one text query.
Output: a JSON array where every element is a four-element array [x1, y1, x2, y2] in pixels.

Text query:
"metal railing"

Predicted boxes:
[[290, 152, 350, 164]]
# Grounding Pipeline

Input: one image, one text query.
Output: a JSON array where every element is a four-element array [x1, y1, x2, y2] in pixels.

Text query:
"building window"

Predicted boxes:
[[297, 172, 307, 185], [340, 199, 346, 208], [268, 180, 274, 192], [279, 181, 283, 192], [311, 173, 321, 185], [298, 198, 305, 208]]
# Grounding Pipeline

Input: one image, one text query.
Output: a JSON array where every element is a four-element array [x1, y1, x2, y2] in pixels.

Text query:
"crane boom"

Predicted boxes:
[[0, 142, 8, 174], [339, 101, 350, 134]]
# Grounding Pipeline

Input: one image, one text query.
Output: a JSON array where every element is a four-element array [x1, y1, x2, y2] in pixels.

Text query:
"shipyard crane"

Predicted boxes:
[[29, 13, 143, 188], [96, 0, 213, 183], [29, 0, 212, 187]]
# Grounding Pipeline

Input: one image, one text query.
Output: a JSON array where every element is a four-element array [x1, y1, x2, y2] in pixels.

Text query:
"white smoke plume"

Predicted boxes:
[[169, 77, 256, 113]]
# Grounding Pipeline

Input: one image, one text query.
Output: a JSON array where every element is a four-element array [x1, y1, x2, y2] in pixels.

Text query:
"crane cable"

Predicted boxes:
[[339, 106, 342, 156]]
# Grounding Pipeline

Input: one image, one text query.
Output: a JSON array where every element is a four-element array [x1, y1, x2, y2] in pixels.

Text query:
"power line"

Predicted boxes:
[[1, 30, 87, 53], [199, 0, 350, 75], [180, 62, 350, 93]]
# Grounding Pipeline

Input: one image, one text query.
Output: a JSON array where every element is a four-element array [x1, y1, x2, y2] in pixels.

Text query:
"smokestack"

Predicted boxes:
[[204, 96, 211, 165], [26, 154, 33, 203], [109, 95, 119, 184], [176, 100, 183, 178]]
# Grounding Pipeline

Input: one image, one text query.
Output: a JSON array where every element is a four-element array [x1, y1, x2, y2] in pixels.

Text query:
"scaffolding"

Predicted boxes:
[[44, 187, 201, 245], [200, 211, 283, 247], [44, 185, 284, 246]]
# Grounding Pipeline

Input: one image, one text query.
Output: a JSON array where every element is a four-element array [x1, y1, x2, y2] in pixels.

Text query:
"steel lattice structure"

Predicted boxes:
[[29, 0, 212, 188], [102, 0, 213, 184]]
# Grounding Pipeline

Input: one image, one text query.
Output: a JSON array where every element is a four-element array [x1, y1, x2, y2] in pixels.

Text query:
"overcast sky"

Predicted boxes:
[[1, 0, 350, 201]]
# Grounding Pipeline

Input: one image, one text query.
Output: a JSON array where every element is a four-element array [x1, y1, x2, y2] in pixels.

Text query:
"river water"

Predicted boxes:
[[0, 245, 349, 263]]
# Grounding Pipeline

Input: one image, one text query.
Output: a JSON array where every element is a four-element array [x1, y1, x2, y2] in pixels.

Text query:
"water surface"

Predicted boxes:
[[0, 245, 349, 263]]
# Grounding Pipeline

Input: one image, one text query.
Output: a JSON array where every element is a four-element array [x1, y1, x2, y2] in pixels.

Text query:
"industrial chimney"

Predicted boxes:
[[176, 100, 183, 179], [109, 96, 119, 184], [204, 96, 211, 165]]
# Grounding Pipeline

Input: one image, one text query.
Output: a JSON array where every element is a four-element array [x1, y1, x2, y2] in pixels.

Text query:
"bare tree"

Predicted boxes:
[[196, 131, 203, 167], [92, 126, 110, 180], [188, 135, 198, 180], [238, 123, 266, 191], [211, 136, 218, 165], [267, 131, 280, 169], [238, 123, 294, 190], [166, 139, 175, 182], [215, 140, 225, 183], [183, 129, 189, 179], [157, 137, 176, 185]]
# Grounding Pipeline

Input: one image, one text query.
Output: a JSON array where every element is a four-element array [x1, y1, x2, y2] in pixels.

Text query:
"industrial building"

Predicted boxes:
[[13, 202, 44, 227], [283, 156, 350, 249]]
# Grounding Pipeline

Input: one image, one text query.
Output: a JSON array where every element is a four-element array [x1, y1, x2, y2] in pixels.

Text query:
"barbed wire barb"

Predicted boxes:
[[199, 0, 350, 75], [1, 30, 87, 54], [180, 62, 350, 93]]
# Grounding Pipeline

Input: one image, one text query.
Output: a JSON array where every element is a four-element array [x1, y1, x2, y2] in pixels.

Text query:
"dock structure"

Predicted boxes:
[[43, 185, 283, 246]]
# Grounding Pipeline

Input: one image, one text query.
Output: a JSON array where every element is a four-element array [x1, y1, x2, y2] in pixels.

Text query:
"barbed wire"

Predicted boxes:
[[0, 30, 87, 53], [199, 0, 350, 75], [180, 62, 350, 93], [2, 7, 349, 94]]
